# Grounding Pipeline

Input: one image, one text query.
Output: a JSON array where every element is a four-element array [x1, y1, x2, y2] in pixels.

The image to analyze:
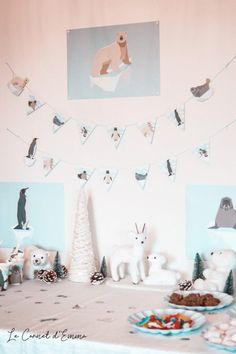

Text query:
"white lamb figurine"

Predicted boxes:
[[144, 253, 181, 286], [110, 223, 147, 285]]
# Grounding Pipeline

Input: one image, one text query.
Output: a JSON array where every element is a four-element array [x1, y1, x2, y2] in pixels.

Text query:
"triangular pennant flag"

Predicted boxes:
[[42, 156, 60, 177], [101, 168, 118, 191], [53, 114, 71, 134], [79, 122, 96, 145], [7, 76, 29, 96], [108, 126, 126, 149], [24, 138, 38, 167], [27, 95, 45, 116], [190, 78, 214, 102], [77, 166, 94, 187], [138, 120, 157, 144], [192, 142, 210, 163], [134, 165, 150, 190], [167, 105, 185, 130], [159, 158, 177, 182]]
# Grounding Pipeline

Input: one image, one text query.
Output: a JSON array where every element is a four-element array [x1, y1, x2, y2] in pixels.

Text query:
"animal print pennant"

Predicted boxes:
[[190, 78, 214, 102], [24, 138, 38, 167], [134, 165, 150, 190], [53, 114, 71, 134], [42, 156, 60, 177], [27, 95, 45, 116], [192, 142, 210, 164], [77, 166, 94, 187], [138, 120, 157, 144], [108, 126, 126, 149], [100, 168, 119, 191], [159, 158, 177, 182], [79, 122, 96, 145], [167, 105, 185, 130], [7, 76, 29, 96]]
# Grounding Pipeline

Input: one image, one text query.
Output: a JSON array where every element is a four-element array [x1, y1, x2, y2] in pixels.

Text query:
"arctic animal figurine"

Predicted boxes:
[[14, 188, 29, 230], [110, 223, 147, 284]]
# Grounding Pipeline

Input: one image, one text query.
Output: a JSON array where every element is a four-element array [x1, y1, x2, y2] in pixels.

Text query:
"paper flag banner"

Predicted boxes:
[[27, 95, 45, 116], [167, 106, 185, 129], [79, 122, 96, 145], [108, 126, 126, 149], [77, 166, 94, 187], [53, 114, 71, 134], [138, 120, 157, 144], [134, 166, 150, 190], [24, 138, 38, 167], [192, 142, 210, 163], [101, 168, 119, 191], [159, 158, 177, 182], [190, 78, 214, 102], [43, 156, 60, 177], [7, 76, 29, 96]]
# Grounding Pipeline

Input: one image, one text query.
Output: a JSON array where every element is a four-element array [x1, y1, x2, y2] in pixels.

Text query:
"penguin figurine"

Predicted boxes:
[[53, 116, 64, 127], [26, 138, 37, 159], [166, 159, 173, 176], [111, 127, 120, 142], [190, 78, 211, 98], [174, 109, 183, 126], [14, 188, 29, 230], [103, 170, 112, 184], [78, 170, 88, 181]]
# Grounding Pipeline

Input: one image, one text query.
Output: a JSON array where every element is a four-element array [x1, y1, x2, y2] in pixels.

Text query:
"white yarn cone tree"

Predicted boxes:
[[69, 189, 96, 282]]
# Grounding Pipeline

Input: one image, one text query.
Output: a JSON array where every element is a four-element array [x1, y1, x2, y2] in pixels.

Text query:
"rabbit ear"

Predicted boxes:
[[135, 223, 139, 234], [142, 223, 146, 233]]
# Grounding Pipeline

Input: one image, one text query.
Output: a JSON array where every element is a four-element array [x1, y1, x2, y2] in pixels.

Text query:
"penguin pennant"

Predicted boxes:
[[134, 165, 150, 190], [167, 105, 185, 130], [7, 76, 29, 96], [190, 78, 214, 102], [24, 138, 38, 167], [108, 126, 126, 149], [138, 120, 157, 144], [101, 168, 119, 191], [42, 156, 60, 177], [159, 158, 177, 182], [53, 114, 71, 134], [79, 122, 96, 145], [192, 142, 210, 164], [27, 95, 45, 116], [77, 166, 94, 187]]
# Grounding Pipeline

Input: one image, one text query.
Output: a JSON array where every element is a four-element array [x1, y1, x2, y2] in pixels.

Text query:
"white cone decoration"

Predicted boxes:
[[159, 158, 177, 182], [7, 76, 29, 96], [138, 120, 157, 144], [108, 126, 126, 149], [53, 114, 71, 134], [77, 166, 94, 187], [27, 95, 45, 116], [167, 105, 185, 130], [192, 142, 210, 163], [43, 156, 60, 177], [101, 168, 118, 191], [79, 122, 96, 145], [69, 190, 96, 283], [134, 165, 150, 190]]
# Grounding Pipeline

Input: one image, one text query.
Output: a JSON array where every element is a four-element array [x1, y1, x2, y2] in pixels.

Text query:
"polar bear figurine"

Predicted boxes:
[[24, 247, 51, 280], [194, 250, 236, 292], [91, 32, 131, 77], [144, 253, 181, 286]]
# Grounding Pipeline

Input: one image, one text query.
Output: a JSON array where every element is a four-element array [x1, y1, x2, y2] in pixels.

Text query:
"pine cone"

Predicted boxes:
[[61, 265, 68, 279], [90, 271, 105, 285], [178, 280, 193, 291], [37, 269, 47, 281], [43, 270, 57, 284]]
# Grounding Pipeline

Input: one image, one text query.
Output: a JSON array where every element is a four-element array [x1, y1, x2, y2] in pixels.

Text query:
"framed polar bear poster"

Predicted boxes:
[[186, 185, 236, 258], [67, 21, 160, 99]]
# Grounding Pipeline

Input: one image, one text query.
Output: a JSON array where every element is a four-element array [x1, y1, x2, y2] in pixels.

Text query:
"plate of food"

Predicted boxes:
[[165, 290, 233, 312], [202, 318, 236, 351], [128, 308, 206, 335]]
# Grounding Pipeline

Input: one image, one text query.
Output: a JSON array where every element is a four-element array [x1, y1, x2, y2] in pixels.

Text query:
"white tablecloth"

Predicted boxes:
[[0, 279, 232, 353]]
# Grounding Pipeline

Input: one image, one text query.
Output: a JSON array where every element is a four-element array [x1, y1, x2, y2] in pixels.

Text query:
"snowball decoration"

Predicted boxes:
[[203, 320, 236, 349], [110, 223, 147, 285], [194, 250, 236, 292], [42, 270, 57, 283], [143, 253, 181, 286]]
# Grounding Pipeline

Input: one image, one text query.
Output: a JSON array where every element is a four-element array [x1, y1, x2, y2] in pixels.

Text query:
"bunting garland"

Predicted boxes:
[[134, 165, 150, 189], [77, 166, 94, 187], [192, 142, 210, 164], [101, 169, 119, 191], [27, 95, 45, 116], [79, 122, 96, 145], [108, 126, 126, 149], [159, 158, 177, 182], [43, 156, 60, 177], [138, 120, 157, 144], [167, 105, 185, 130]]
